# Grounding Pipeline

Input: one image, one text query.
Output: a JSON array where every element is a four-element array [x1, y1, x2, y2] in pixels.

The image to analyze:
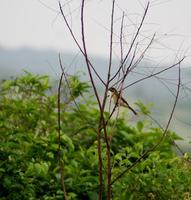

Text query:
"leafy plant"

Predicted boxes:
[[0, 72, 190, 200]]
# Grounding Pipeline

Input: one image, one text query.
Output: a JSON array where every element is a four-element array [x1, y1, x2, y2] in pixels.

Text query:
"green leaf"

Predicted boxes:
[[137, 121, 144, 132]]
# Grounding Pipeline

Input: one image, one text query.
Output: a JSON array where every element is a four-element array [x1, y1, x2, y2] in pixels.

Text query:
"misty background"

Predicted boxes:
[[0, 0, 191, 151]]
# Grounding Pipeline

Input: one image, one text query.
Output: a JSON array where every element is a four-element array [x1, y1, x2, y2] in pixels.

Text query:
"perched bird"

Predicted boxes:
[[108, 87, 137, 115]]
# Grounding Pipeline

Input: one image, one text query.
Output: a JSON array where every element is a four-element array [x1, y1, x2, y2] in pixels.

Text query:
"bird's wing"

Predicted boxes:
[[121, 96, 137, 115]]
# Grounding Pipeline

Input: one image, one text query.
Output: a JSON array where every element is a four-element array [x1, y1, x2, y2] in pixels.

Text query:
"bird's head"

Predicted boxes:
[[109, 87, 117, 93], [107, 87, 118, 97]]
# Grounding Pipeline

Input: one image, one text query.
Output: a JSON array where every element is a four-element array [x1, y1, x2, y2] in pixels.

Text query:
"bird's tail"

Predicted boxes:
[[127, 105, 137, 115]]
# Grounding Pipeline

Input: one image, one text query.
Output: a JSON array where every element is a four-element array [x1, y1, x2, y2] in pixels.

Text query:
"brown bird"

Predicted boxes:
[[108, 87, 137, 115]]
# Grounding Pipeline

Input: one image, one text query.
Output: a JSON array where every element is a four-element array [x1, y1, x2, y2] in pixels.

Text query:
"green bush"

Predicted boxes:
[[0, 72, 191, 200]]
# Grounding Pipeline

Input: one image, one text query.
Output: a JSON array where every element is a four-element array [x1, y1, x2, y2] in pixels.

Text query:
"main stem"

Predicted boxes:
[[98, 122, 103, 200], [107, 146, 111, 200]]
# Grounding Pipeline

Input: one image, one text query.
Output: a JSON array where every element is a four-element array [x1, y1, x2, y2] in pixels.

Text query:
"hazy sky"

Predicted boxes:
[[1, 0, 191, 63]]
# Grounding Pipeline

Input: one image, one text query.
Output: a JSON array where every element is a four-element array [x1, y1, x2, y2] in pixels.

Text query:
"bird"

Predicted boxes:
[[108, 87, 137, 115]]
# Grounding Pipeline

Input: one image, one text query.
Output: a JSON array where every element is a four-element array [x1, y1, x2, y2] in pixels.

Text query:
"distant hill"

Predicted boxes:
[[0, 47, 190, 102], [0, 47, 111, 79]]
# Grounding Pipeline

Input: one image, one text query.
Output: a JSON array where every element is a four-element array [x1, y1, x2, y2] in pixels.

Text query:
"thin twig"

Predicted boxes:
[[120, 12, 125, 74], [57, 55, 68, 200], [145, 113, 188, 159]]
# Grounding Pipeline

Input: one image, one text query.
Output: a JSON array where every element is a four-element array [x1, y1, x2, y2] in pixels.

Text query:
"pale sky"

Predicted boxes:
[[1, 0, 191, 63]]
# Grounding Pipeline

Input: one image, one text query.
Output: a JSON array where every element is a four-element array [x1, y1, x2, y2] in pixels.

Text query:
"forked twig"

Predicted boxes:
[[59, 1, 106, 87], [110, 2, 150, 82]]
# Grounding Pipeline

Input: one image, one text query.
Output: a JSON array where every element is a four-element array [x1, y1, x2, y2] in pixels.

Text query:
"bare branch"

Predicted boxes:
[[81, 1, 104, 198], [80, 0, 102, 108], [145, 113, 189, 160]]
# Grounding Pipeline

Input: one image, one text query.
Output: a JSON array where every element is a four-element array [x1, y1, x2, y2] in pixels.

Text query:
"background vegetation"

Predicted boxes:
[[0, 72, 191, 200]]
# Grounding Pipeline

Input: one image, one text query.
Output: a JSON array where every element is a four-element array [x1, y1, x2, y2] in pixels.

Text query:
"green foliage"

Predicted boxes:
[[135, 101, 153, 115], [0, 72, 191, 200]]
